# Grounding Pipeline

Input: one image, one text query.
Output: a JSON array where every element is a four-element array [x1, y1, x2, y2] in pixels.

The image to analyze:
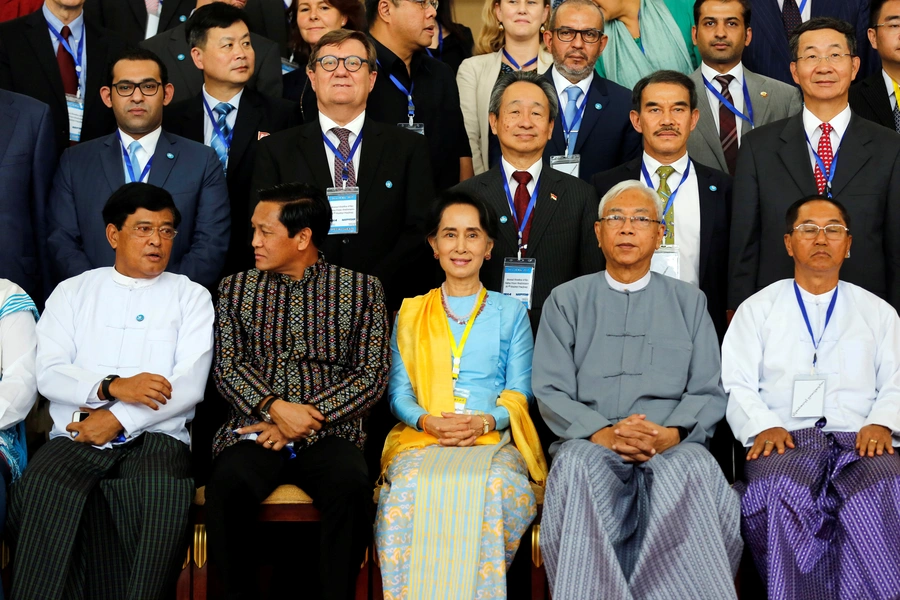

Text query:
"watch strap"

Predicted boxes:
[[101, 375, 120, 401]]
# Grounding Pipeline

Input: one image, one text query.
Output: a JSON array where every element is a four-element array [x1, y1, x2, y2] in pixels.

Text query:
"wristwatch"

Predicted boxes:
[[100, 375, 120, 401], [480, 415, 490, 436], [258, 397, 277, 424]]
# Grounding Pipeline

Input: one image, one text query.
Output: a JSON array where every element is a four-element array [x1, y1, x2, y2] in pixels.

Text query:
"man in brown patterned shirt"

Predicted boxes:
[[204, 182, 390, 600]]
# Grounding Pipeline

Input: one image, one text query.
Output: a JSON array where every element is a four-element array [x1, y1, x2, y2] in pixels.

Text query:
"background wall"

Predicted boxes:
[[454, 0, 486, 40]]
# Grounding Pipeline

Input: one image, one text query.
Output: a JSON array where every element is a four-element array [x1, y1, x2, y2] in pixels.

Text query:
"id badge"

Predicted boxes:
[[326, 186, 359, 234], [502, 258, 536, 309], [66, 94, 84, 143], [398, 122, 425, 135], [281, 58, 299, 75], [549, 154, 580, 178], [792, 375, 826, 418], [650, 245, 680, 279], [453, 387, 470, 415]]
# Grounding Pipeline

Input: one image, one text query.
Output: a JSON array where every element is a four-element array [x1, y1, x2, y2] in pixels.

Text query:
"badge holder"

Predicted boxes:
[[791, 374, 826, 418], [453, 387, 470, 415], [281, 58, 299, 75], [66, 93, 84, 143], [398, 122, 425, 135], [550, 154, 580, 177], [502, 258, 536, 309], [326, 186, 360, 234], [650, 245, 680, 279]]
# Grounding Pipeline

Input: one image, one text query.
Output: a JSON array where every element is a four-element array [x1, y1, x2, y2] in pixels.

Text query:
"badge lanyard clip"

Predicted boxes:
[[47, 21, 85, 99]]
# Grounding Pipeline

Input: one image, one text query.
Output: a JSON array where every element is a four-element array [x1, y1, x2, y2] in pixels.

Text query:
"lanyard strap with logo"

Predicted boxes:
[[701, 75, 754, 127], [202, 96, 235, 157], [502, 49, 537, 71], [47, 21, 85, 96], [377, 59, 416, 125], [118, 133, 154, 183], [793, 280, 838, 371], [640, 159, 691, 241], [500, 164, 539, 259], [446, 286, 488, 382], [426, 22, 443, 59], [558, 90, 588, 156], [321, 129, 363, 187], [804, 132, 841, 198]]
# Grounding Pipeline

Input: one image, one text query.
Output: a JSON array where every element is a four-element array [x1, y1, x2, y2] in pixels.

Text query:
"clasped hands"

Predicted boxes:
[[419, 412, 495, 447], [236, 399, 325, 452], [590, 414, 680, 463], [746, 424, 894, 460]]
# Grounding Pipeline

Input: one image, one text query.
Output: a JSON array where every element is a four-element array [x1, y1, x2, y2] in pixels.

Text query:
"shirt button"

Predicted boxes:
[[342, 238, 350, 244]]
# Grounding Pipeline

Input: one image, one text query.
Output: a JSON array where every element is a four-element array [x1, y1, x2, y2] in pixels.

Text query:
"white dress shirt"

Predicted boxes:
[[36, 268, 214, 446], [642, 151, 700, 286], [882, 69, 898, 111], [43, 4, 87, 97], [0, 283, 38, 432], [723, 279, 900, 446], [118, 126, 163, 183], [776, 0, 811, 21], [604, 270, 651, 292], [319, 110, 365, 187], [801, 104, 851, 176], [202, 85, 243, 169], [500, 155, 542, 198], [144, 0, 163, 40], [700, 61, 747, 145]]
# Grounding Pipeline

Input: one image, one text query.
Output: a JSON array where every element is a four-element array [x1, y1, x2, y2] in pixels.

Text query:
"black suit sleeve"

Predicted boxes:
[[578, 185, 604, 275], [728, 132, 762, 309], [249, 135, 281, 206]]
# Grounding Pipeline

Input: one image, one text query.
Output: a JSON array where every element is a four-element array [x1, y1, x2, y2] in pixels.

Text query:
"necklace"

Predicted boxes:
[[441, 283, 488, 324]]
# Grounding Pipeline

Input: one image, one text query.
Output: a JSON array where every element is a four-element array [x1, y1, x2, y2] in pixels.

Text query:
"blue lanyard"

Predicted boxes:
[[321, 129, 364, 186], [558, 90, 588, 154], [798, 0, 808, 14], [793, 281, 838, 368], [426, 22, 443, 59], [805, 131, 841, 198], [202, 97, 235, 153], [702, 75, 754, 127], [376, 59, 415, 123], [640, 159, 691, 237], [46, 20, 85, 93], [502, 49, 538, 71], [500, 163, 539, 255], [118, 133, 154, 184]]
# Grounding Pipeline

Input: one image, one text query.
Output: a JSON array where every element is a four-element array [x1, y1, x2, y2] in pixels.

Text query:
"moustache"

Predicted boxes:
[[564, 50, 588, 60], [654, 126, 680, 134]]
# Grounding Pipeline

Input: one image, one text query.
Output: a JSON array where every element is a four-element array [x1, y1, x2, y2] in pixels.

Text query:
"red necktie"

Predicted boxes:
[[715, 74, 738, 176], [56, 25, 78, 96], [512, 170, 534, 246], [814, 122, 833, 195]]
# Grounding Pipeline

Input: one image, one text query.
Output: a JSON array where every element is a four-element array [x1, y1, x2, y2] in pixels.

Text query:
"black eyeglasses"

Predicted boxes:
[[112, 80, 162, 97], [315, 55, 367, 72], [552, 27, 604, 44]]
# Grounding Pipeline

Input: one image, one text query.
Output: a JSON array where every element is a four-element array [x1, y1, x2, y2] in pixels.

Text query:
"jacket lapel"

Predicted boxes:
[[695, 163, 715, 283], [148, 130, 177, 188], [84, 22, 109, 116], [860, 73, 894, 129], [691, 70, 728, 170], [159, 0, 190, 31], [830, 115, 871, 197], [127, 0, 146, 28], [483, 167, 520, 252], [355, 119, 385, 208], [744, 69, 770, 135], [298, 122, 337, 192], [228, 91, 261, 175], [777, 114, 817, 193], [525, 165, 562, 254], [542, 68, 568, 156], [24, 12, 65, 110], [101, 132, 127, 191], [573, 76, 608, 154], [0, 97, 16, 164], [180, 95, 205, 144]]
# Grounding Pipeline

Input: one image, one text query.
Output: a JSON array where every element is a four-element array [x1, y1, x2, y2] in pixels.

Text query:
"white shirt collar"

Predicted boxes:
[[882, 68, 897, 100], [700, 61, 744, 88], [642, 150, 690, 176], [319, 110, 366, 138], [201, 85, 244, 112], [42, 3, 84, 38], [604, 270, 652, 292], [551, 66, 593, 99], [795, 280, 838, 304], [110, 267, 162, 289], [118, 126, 163, 157], [500, 156, 543, 187], [802, 104, 852, 141]]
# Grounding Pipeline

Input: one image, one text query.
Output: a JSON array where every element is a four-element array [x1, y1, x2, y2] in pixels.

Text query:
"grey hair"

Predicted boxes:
[[598, 179, 665, 221], [548, 0, 604, 32], [488, 70, 560, 122]]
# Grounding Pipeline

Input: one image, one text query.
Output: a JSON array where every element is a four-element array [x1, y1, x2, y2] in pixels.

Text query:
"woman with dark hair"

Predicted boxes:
[[282, 0, 367, 119], [375, 192, 547, 598], [424, 0, 474, 74]]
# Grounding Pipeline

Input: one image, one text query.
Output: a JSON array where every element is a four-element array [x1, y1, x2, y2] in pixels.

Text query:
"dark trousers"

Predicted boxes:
[[205, 437, 372, 600], [7, 433, 193, 600]]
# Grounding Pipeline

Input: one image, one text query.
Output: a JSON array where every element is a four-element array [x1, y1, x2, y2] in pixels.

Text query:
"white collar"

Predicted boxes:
[[202, 85, 244, 112], [551, 66, 593, 99], [319, 110, 366, 137], [500, 155, 543, 186], [801, 104, 852, 141], [110, 267, 162, 289], [642, 150, 690, 176], [795, 280, 838, 304], [118, 126, 163, 156], [42, 3, 84, 38], [700, 61, 744, 87], [604, 270, 652, 292], [882, 68, 898, 99]]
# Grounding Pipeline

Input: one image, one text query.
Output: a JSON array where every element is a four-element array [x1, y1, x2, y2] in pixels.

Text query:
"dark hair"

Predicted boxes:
[[692, 0, 751, 27], [426, 191, 500, 241], [257, 183, 332, 247], [107, 47, 169, 87], [870, 0, 891, 29], [288, 0, 367, 62], [102, 183, 182, 229], [488, 70, 559, 122], [307, 29, 377, 72], [784, 195, 851, 233], [434, 0, 470, 42], [789, 17, 857, 60], [632, 70, 698, 111], [186, 2, 249, 49], [365, 0, 381, 28]]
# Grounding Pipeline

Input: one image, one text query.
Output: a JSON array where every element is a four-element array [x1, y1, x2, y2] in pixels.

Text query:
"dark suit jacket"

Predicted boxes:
[[542, 69, 642, 184], [0, 10, 129, 155], [141, 24, 282, 104], [592, 157, 733, 340], [452, 164, 603, 331], [165, 87, 299, 275], [742, 0, 879, 86], [729, 112, 900, 311], [84, 0, 193, 45], [244, 0, 290, 58], [0, 90, 55, 303], [250, 118, 436, 309], [47, 129, 230, 288], [849, 71, 896, 132]]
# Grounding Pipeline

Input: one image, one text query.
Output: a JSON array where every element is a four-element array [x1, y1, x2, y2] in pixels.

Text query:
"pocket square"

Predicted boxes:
[[257, 131, 271, 140]]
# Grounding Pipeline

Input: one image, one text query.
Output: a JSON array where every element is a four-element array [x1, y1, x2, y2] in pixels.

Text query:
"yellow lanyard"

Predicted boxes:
[[893, 79, 900, 113], [445, 287, 487, 380]]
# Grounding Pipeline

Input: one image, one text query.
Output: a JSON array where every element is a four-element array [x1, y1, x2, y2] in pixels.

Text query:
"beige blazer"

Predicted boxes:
[[457, 48, 555, 174]]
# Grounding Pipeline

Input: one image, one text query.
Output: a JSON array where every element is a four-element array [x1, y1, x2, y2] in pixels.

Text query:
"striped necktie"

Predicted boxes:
[[210, 102, 233, 172], [714, 74, 738, 176]]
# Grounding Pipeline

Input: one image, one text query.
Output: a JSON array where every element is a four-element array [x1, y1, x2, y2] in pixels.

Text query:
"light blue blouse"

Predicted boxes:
[[389, 290, 534, 431]]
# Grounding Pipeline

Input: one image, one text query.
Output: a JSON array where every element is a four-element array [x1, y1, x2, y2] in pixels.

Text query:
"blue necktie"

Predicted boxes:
[[564, 85, 583, 153], [211, 102, 234, 171], [128, 141, 143, 182]]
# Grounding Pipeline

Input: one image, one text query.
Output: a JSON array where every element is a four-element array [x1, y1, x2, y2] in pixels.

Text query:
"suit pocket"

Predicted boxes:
[[0, 152, 29, 166]]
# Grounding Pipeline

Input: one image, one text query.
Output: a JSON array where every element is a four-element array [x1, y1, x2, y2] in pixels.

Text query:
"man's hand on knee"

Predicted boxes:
[[106, 373, 172, 410], [856, 424, 894, 458], [65, 408, 124, 445], [269, 400, 325, 442], [747, 427, 794, 460]]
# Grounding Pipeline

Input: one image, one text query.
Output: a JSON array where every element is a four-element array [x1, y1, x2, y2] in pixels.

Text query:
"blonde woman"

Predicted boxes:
[[457, 0, 552, 174]]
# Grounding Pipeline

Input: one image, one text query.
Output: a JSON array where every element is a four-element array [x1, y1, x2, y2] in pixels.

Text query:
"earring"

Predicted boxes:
[[540, 25, 545, 33], [485, 253, 491, 260], [498, 22, 504, 31], [434, 252, 439, 259], [846, 251, 851, 258]]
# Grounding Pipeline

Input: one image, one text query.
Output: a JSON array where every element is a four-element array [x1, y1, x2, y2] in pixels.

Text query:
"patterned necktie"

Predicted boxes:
[[211, 102, 233, 171], [714, 74, 738, 176], [128, 141, 144, 182], [894, 99, 900, 134], [145, 0, 160, 15], [782, 0, 802, 37], [656, 165, 676, 245], [57, 25, 78, 96], [814, 122, 834, 195], [563, 85, 583, 152], [512, 170, 534, 246], [331, 127, 356, 187]]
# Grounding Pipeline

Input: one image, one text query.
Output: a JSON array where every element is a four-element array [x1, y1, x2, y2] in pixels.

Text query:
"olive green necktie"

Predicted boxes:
[[656, 165, 676, 245]]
